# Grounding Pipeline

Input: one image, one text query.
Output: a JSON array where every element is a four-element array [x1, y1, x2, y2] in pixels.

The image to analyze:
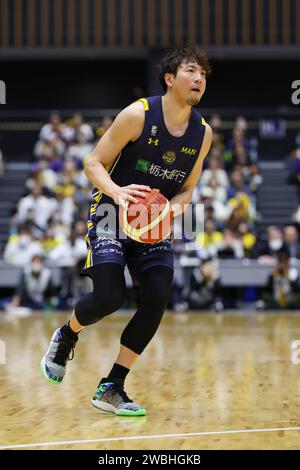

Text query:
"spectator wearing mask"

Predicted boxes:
[[3, 255, 56, 310], [3, 225, 43, 265], [253, 226, 289, 261]]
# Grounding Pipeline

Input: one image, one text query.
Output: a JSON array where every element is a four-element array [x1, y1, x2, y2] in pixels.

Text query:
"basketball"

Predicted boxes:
[[119, 188, 173, 243]]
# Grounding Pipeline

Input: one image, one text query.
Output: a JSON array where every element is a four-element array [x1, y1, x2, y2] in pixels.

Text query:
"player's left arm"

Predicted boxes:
[[169, 123, 213, 216]]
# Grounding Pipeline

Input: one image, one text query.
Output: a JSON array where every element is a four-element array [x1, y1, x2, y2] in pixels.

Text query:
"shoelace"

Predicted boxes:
[[113, 384, 133, 403], [54, 337, 76, 366]]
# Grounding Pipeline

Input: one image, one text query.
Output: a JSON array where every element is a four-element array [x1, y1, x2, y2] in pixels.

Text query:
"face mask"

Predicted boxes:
[[269, 239, 283, 251], [31, 263, 42, 274], [19, 235, 31, 247]]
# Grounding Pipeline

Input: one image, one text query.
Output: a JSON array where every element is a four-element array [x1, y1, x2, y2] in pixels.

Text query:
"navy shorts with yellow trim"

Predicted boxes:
[[82, 236, 174, 283]]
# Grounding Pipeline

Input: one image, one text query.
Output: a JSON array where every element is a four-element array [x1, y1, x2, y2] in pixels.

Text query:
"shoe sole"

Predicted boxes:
[[91, 399, 147, 416], [40, 356, 63, 384], [40, 328, 65, 385]]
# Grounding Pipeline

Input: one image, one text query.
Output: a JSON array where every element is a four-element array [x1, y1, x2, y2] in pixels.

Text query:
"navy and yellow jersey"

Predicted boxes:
[[86, 95, 207, 242]]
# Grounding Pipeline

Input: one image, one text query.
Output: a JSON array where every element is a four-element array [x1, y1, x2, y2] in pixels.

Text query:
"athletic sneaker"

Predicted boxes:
[[40, 327, 78, 384], [91, 379, 147, 416]]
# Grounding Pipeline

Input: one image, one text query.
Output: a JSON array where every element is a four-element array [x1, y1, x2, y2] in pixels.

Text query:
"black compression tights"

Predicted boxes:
[[75, 263, 173, 354]]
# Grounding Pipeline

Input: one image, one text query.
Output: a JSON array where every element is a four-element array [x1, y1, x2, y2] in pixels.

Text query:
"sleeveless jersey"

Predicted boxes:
[[86, 95, 207, 241]]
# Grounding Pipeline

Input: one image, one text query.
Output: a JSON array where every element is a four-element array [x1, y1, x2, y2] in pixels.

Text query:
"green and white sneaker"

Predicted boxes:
[[40, 327, 78, 384], [91, 379, 147, 416]]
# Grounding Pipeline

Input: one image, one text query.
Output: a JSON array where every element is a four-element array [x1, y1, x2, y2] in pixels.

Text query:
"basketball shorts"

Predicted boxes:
[[82, 235, 174, 284]]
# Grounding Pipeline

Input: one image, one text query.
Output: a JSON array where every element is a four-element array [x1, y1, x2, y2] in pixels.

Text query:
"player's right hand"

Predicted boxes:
[[112, 184, 151, 208]]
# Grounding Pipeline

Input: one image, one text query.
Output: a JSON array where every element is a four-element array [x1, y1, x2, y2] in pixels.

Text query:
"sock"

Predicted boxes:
[[102, 363, 130, 387], [60, 322, 78, 341]]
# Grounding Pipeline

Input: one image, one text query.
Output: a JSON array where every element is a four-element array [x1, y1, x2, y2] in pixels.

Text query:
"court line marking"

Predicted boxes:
[[1, 426, 300, 449]]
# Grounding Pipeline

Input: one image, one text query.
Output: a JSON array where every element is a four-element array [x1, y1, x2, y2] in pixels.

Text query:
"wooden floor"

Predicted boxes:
[[0, 310, 300, 450]]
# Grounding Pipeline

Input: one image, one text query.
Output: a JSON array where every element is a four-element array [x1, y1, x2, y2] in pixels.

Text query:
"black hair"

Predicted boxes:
[[157, 44, 212, 92]]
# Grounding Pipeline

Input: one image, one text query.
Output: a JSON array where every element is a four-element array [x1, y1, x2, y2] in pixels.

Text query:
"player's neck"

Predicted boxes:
[[161, 94, 191, 135]]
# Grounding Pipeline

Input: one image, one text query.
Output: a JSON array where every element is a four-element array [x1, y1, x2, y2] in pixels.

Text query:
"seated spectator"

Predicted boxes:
[[253, 226, 289, 261], [208, 175, 227, 203], [209, 114, 222, 132], [52, 184, 76, 228], [63, 113, 94, 162], [228, 192, 256, 224], [35, 159, 58, 191], [16, 184, 57, 231], [199, 153, 229, 189], [227, 206, 247, 232], [188, 253, 223, 310], [95, 116, 114, 140], [227, 126, 250, 154], [217, 228, 244, 259], [237, 221, 256, 258], [232, 143, 250, 175], [199, 187, 231, 225], [227, 170, 254, 200], [260, 252, 300, 309], [3, 225, 43, 265], [34, 111, 66, 160], [196, 219, 223, 255], [3, 255, 56, 311], [283, 225, 300, 259], [40, 228, 62, 257]]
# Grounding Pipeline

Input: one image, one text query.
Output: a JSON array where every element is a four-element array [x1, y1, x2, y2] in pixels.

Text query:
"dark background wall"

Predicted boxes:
[[1, 59, 147, 109], [1, 57, 298, 110]]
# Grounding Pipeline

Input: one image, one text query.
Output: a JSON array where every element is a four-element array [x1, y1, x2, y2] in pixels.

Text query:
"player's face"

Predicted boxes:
[[170, 61, 207, 106]]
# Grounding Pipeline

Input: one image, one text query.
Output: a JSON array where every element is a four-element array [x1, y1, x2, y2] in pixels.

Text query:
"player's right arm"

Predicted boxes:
[[84, 101, 151, 208]]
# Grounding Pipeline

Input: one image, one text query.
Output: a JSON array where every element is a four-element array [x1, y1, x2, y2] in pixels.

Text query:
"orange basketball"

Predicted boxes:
[[119, 188, 173, 243]]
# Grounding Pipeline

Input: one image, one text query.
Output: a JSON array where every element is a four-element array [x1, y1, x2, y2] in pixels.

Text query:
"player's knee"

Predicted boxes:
[[143, 281, 172, 311], [92, 286, 125, 314], [74, 293, 102, 326]]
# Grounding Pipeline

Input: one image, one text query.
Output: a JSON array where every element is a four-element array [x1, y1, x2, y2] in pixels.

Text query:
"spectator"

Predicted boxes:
[[199, 153, 229, 189], [283, 225, 300, 259], [16, 184, 57, 231], [261, 252, 300, 309], [196, 219, 223, 255], [4, 255, 56, 310], [253, 226, 289, 261], [34, 111, 66, 160], [95, 116, 114, 140], [188, 254, 223, 310], [64, 113, 94, 162], [237, 221, 256, 258], [217, 228, 244, 259], [227, 170, 254, 200], [199, 187, 231, 225], [3, 225, 43, 265]]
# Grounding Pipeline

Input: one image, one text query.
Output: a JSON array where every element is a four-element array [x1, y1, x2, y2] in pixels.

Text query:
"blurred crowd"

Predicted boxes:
[[1, 112, 113, 310], [1, 111, 300, 312], [172, 115, 300, 311]]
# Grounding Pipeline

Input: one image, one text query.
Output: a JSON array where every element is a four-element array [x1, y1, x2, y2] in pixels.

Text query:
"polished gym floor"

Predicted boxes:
[[0, 311, 300, 450]]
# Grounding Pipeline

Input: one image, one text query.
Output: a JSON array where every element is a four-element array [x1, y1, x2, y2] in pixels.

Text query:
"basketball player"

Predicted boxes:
[[41, 45, 212, 416]]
